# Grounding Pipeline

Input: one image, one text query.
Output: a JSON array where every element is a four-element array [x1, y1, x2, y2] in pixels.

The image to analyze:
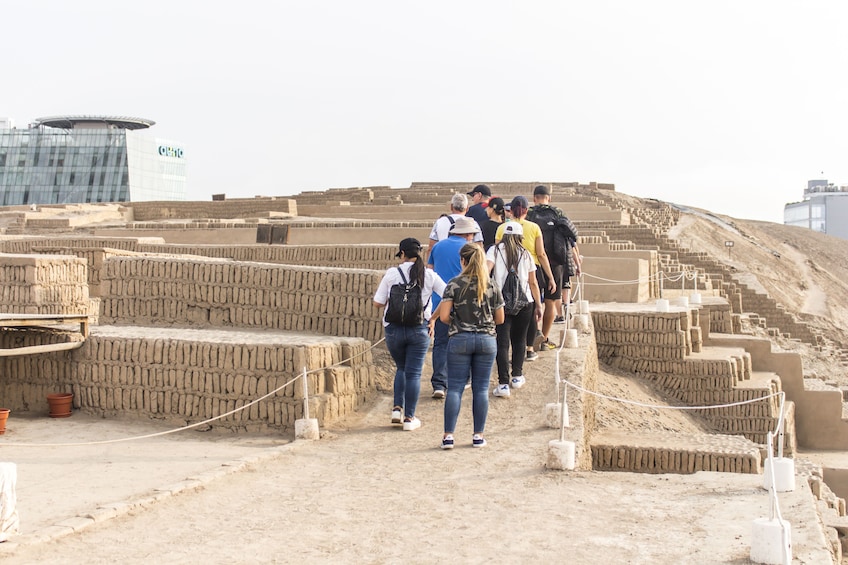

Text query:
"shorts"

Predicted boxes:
[[537, 264, 564, 301]]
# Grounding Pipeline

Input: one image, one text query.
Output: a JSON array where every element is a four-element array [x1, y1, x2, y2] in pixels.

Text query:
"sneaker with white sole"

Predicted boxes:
[[441, 434, 455, 450], [472, 434, 487, 448], [525, 350, 539, 362], [432, 389, 445, 400], [493, 384, 511, 397], [391, 406, 402, 424], [554, 315, 566, 324], [510, 375, 526, 389], [402, 417, 421, 431]]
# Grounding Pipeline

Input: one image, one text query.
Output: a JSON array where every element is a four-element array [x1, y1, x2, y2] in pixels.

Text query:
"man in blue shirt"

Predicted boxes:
[[426, 216, 480, 398]]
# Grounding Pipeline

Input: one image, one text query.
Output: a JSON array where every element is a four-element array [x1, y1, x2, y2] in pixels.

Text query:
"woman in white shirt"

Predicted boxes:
[[485, 222, 542, 397], [374, 238, 446, 431]]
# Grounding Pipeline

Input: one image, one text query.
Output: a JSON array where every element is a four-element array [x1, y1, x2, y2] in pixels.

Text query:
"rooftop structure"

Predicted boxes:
[[32, 115, 156, 130]]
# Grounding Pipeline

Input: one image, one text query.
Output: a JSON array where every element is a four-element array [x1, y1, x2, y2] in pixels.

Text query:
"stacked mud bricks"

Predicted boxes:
[[590, 432, 761, 474], [50, 332, 376, 431], [593, 306, 788, 454], [0, 254, 89, 315], [140, 243, 403, 272], [0, 245, 381, 431], [98, 256, 384, 342]]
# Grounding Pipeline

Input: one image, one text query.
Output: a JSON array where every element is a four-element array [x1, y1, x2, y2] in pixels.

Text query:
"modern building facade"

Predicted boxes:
[[0, 115, 186, 206], [784, 179, 848, 240]]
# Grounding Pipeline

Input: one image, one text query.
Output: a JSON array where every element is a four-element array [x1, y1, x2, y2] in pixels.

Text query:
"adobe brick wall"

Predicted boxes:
[[591, 304, 790, 450], [0, 253, 89, 315], [129, 198, 297, 221], [0, 326, 376, 431], [98, 255, 385, 343]]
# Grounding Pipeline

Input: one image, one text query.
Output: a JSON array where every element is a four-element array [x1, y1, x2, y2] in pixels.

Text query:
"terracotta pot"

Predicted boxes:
[[0, 408, 9, 434], [46, 393, 73, 418]]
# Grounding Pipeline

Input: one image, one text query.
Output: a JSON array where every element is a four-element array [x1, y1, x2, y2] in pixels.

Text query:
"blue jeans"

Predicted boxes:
[[444, 332, 497, 435], [431, 319, 449, 392], [385, 322, 430, 419]]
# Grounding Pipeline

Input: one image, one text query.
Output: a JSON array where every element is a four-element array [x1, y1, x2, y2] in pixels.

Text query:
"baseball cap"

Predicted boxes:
[[395, 237, 422, 258], [502, 222, 524, 236], [467, 184, 492, 197]]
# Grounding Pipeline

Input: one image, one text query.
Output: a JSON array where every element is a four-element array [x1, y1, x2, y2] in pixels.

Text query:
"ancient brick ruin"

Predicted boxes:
[[0, 183, 845, 501]]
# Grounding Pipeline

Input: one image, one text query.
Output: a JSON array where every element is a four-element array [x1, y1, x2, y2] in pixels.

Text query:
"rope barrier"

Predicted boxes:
[[555, 314, 788, 450], [561, 377, 784, 412], [581, 268, 703, 286], [1, 337, 387, 448]]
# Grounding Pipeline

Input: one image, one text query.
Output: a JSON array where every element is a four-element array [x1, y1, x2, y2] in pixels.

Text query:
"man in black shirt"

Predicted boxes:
[[465, 184, 491, 225]]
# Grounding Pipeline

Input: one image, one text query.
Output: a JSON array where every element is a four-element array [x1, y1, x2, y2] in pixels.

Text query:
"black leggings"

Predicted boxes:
[[496, 302, 535, 384]]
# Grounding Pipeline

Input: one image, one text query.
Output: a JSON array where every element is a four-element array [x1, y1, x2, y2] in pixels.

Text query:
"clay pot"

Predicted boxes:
[[0, 408, 9, 434], [46, 393, 74, 418]]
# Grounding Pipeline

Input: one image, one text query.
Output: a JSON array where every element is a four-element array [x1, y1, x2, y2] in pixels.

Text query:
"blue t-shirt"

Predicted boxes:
[[427, 235, 466, 308]]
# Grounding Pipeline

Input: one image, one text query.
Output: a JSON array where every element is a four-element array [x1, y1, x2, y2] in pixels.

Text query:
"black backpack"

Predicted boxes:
[[384, 267, 428, 326], [527, 205, 578, 267], [496, 248, 530, 316]]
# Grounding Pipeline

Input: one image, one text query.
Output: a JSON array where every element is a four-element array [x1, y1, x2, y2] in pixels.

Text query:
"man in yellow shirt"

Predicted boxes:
[[495, 195, 555, 361]]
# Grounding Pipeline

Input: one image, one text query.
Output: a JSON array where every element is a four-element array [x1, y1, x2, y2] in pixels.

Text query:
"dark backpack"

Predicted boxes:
[[496, 248, 530, 316], [527, 205, 578, 267], [384, 267, 428, 326]]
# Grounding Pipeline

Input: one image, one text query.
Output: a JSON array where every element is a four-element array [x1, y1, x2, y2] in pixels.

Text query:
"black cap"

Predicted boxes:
[[533, 185, 551, 196], [487, 197, 505, 215], [467, 184, 492, 197], [395, 237, 422, 258]]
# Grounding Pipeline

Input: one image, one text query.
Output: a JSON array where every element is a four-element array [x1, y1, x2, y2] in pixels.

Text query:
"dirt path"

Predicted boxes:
[[0, 346, 833, 564]]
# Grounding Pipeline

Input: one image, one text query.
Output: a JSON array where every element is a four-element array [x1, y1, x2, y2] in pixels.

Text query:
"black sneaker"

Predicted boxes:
[[554, 315, 566, 324], [526, 350, 539, 361]]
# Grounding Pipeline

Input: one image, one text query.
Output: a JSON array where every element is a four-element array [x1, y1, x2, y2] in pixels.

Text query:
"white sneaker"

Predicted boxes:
[[510, 375, 526, 389], [391, 407, 402, 424], [441, 434, 455, 450], [402, 417, 421, 431], [493, 384, 511, 397]]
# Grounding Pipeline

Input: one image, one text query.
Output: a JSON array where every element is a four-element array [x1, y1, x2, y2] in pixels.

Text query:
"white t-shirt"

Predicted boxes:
[[486, 243, 536, 303], [373, 262, 447, 326], [428, 214, 484, 243]]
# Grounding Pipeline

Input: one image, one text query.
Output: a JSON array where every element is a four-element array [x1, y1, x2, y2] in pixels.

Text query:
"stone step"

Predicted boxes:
[[591, 430, 761, 474]]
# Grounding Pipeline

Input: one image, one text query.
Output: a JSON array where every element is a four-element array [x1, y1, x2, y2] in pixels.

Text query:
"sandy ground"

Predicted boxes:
[[0, 343, 833, 564]]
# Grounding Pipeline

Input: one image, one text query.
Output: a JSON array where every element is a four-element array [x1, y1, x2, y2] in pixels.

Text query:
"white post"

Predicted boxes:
[[301, 366, 309, 420], [546, 372, 575, 470], [295, 366, 320, 440]]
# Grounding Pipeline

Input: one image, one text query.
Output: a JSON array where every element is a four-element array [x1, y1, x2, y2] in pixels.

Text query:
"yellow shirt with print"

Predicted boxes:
[[495, 218, 543, 266]]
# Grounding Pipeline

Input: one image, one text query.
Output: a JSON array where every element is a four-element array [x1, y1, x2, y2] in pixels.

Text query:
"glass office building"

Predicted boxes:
[[0, 115, 186, 205]]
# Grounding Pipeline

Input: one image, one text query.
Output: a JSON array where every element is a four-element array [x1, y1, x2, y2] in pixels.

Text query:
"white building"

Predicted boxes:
[[784, 179, 848, 240]]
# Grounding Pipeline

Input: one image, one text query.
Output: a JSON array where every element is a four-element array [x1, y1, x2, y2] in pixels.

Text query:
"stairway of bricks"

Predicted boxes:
[[590, 304, 793, 474], [580, 188, 826, 349]]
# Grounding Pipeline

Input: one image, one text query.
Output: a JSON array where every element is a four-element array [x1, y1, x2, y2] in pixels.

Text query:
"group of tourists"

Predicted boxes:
[[373, 184, 581, 450]]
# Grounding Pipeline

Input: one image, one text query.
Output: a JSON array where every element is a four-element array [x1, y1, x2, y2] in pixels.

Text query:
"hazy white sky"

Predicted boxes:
[[6, 1, 847, 222]]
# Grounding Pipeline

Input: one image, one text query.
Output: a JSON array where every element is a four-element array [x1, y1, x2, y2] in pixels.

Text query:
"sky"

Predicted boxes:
[[5, 1, 848, 223]]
